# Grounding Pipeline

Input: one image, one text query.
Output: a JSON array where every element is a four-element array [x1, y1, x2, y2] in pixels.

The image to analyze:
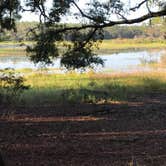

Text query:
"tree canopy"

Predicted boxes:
[[0, 0, 166, 69]]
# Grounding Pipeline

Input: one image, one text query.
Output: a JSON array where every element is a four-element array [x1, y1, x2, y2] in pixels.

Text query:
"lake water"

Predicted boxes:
[[0, 49, 165, 73]]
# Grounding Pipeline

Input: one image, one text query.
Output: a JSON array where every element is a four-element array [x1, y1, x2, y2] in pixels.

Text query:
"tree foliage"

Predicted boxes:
[[0, 0, 21, 31], [0, 0, 166, 69]]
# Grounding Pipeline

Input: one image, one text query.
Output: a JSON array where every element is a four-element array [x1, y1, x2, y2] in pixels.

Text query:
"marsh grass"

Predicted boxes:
[[10, 70, 166, 106], [98, 39, 166, 53], [0, 47, 26, 56], [143, 50, 166, 68], [0, 39, 166, 56]]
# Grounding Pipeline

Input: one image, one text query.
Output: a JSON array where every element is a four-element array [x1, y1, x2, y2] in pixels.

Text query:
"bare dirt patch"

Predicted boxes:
[[0, 92, 166, 166]]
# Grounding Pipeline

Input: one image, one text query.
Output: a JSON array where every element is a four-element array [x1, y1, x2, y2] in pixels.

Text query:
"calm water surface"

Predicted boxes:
[[0, 50, 165, 72]]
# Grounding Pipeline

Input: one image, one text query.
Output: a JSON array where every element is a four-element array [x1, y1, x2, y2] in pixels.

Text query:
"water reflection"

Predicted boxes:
[[0, 50, 165, 72]]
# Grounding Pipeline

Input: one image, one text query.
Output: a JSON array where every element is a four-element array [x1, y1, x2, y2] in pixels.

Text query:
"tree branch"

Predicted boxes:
[[130, 0, 148, 11], [54, 9, 166, 34], [73, 28, 98, 52], [71, 1, 104, 23]]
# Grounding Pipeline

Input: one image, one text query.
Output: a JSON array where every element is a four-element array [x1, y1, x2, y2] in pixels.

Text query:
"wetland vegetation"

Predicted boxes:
[[0, 39, 166, 56], [0, 39, 166, 107], [11, 70, 166, 106], [0, 9, 166, 166]]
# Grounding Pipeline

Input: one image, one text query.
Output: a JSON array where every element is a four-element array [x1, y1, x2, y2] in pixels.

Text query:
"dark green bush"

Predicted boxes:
[[0, 68, 30, 105]]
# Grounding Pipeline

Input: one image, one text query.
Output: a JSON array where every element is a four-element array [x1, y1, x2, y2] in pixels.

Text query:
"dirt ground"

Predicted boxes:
[[0, 92, 166, 166]]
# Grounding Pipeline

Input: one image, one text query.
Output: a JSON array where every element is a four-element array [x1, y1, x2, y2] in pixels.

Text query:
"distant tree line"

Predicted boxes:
[[0, 17, 166, 42]]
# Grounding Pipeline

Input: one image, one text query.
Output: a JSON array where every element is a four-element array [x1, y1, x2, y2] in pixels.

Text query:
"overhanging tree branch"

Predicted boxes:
[[53, 9, 166, 33], [130, 0, 148, 11], [71, 1, 105, 23], [1, 0, 166, 69]]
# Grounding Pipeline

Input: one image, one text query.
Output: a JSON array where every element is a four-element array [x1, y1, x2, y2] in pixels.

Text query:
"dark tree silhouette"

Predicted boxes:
[[0, 152, 5, 166], [0, 0, 166, 69]]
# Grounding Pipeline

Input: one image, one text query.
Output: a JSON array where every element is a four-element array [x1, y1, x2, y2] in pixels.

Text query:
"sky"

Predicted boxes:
[[20, 0, 154, 23], [21, 0, 86, 22], [21, 0, 53, 21]]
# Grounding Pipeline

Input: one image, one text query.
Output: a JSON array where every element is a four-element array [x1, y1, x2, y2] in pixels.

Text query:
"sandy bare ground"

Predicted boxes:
[[0, 92, 166, 166]]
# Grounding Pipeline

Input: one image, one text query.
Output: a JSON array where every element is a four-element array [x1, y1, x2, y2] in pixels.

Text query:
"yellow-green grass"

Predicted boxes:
[[25, 71, 166, 90], [98, 39, 166, 53], [0, 47, 26, 56], [0, 41, 34, 47], [15, 70, 166, 106], [0, 39, 166, 56], [0, 41, 34, 56]]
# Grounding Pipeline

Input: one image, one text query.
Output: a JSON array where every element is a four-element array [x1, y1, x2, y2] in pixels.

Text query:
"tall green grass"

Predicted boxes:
[[14, 71, 166, 106]]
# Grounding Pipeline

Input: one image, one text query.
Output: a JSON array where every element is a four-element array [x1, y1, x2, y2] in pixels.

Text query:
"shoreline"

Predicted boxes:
[[0, 39, 166, 56]]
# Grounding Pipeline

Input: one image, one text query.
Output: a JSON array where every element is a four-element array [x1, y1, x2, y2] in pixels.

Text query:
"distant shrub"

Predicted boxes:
[[0, 68, 30, 105]]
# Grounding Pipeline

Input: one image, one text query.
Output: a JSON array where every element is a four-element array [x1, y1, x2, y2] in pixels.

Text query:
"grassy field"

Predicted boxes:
[[0, 39, 166, 56], [0, 47, 26, 56], [2, 70, 163, 106], [1, 70, 166, 165], [98, 39, 166, 53]]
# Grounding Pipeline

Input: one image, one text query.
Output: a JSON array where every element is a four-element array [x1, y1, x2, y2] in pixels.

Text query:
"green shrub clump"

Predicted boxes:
[[0, 68, 29, 105]]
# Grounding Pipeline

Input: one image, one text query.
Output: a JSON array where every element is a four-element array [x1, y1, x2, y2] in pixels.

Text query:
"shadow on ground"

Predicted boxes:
[[0, 89, 166, 166]]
